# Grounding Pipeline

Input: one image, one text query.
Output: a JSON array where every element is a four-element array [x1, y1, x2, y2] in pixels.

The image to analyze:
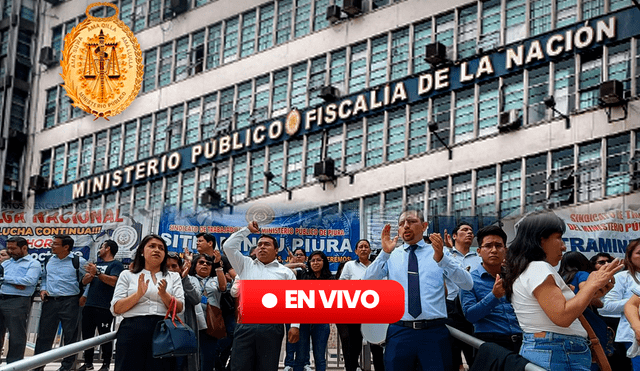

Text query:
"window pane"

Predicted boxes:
[[165, 174, 179, 207], [258, 4, 275, 51], [236, 81, 252, 130], [503, 73, 524, 112], [309, 56, 326, 107], [608, 42, 631, 94], [185, 99, 201, 144], [387, 108, 405, 161], [240, 10, 257, 58], [272, 69, 289, 116], [369, 35, 388, 87], [267, 144, 284, 193], [109, 126, 122, 170], [169, 105, 184, 150], [452, 172, 472, 218], [528, 65, 549, 123], [143, 48, 157, 92], [276, 0, 293, 45], [305, 133, 323, 181], [454, 88, 474, 144], [500, 160, 521, 217], [330, 49, 347, 94], [431, 94, 451, 150], [345, 121, 363, 171], [313, 0, 330, 31], [554, 59, 575, 115], [181, 170, 196, 211], [556, 0, 576, 28], [579, 51, 602, 110], [457, 5, 477, 60], [479, 0, 500, 51], [549, 147, 575, 207], [207, 23, 222, 69], [413, 20, 432, 74], [202, 93, 218, 140], [154, 110, 168, 155], [505, 0, 526, 44], [223, 17, 239, 64], [231, 155, 247, 202], [582, 0, 603, 20], [408, 102, 428, 155], [139, 115, 152, 159], [158, 43, 173, 87], [530, 0, 551, 37], [406, 183, 425, 210], [79, 136, 93, 178], [123, 120, 137, 164], [428, 178, 448, 218], [66, 141, 78, 182], [174, 36, 189, 82], [249, 149, 266, 197], [366, 114, 384, 167], [606, 133, 630, 196], [327, 126, 344, 170], [525, 154, 547, 212], [95, 131, 107, 173], [577, 141, 602, 202], [390, 28, 409, 80], [290, 62, 307, 109], [349, 42, 367, 93], [294, 0, 311, 38], [286, 139, 303, 187], [476, 167, 496, 216]]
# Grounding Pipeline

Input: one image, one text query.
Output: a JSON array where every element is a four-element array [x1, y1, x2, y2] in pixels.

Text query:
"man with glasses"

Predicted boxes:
[[459, 226, 523, 352], [591, 253, 614, 270], [77, 240, 124, 371]]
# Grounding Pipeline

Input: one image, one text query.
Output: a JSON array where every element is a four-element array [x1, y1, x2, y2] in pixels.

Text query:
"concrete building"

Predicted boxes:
[[11, 0, 640, 252]]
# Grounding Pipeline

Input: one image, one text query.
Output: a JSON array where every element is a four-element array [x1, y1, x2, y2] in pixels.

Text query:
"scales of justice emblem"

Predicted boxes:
[[60, 2, 143, 120]]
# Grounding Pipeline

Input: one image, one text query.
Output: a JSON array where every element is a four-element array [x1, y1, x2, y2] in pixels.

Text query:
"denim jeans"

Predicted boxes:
[[295, 324, 330, 371], [623, 342, 640, 371], [520, 332, 591, 371]]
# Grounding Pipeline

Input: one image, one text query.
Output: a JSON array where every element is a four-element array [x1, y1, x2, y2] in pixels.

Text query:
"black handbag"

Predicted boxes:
[[152, 297, 198, 358]]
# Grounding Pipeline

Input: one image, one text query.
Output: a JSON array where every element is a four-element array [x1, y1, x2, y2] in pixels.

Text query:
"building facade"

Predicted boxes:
[[13, 0, 640, 251]]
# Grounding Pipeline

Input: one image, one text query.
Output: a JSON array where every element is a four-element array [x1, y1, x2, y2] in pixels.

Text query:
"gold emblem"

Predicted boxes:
[[60, 3, 143, 120], [285, 109, 301, 136]]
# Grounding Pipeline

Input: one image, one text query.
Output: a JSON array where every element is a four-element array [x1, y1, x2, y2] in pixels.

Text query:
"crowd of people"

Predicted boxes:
[[0, 210, 639, 371]]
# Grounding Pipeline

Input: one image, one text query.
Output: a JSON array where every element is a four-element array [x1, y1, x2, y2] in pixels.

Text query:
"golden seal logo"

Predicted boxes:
[[285, 109, 301, 136], [60, 3, 143, 120]]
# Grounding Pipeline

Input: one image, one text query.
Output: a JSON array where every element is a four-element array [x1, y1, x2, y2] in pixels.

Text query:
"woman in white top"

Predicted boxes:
[[503, 213, 621, 371], [110, 234, 185, 371], [603, 238, 640, 370]]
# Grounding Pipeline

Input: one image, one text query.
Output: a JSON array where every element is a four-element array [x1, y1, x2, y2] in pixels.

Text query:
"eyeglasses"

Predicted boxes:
[[197, 260, 212, 266], [480, 243, 505, 250], [309, 259, 323, 263], [595, 260, 610, 265]]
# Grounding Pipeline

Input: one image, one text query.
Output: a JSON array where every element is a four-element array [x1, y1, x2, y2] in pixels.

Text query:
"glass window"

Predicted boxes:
[[478, 81, 499, 137], [505, 0, 526, 44], [548, 147, 575, 207], [197, 165, 212, 205], [165, 174, 179, 208], [109, 126, 122, 170], [120, 0, 134, 29], [406, 183, 425, 210], [637, 39, 640, 98], [313, 0, 330, 31], [290, 62, 307, 109], [479, 0, 500, 51], [231, 155, 247, 202], [327, 126, 344, 170], [169, 105, 184, 150], [236, 81, 252, 130], [554, 59, 575, 116], [528, 65, 549, 124], [309, 56, 326, 107], [16, 30, 31, 60], [383, 189, 403, 228], [431, 94, 451, 150], [457, 5, 477, 60], [606, 133, 631, 196], [413, 20, 432, 74], [40, 150, 51, 181], [330, 49, 347, 94], [79, 136, 93, 178], [181, 170, 196, 211], [258, 3, 275, 51], [366, 114, 384, 167], [190, 30, 205, 76], [390, 28, 409, 80], [94, 131, 107, 173], [132, 0, 146, 32], [66, 141, 79, 183], [254, 75, 270, 121], [556, 0, 576, 28], [454, 88, 474, 144], [608, 42, 631, 95], [249, 149, 266, 197], [53, 145, 65, 186], [305, 132, 323, 181], [581, 0, 603, 20], [363, 194, 381, 242], [148, 0, 161, 27], [138, 115, 152, 159], [104, 193, 116, 212], [9, 90, 27, 131], [240, 10, 257, 58], [51, 25, 63, 58], [369, 35, 388, 87], [525, 154, 547, 212], [207, 23, 222, 69], [44, 88, 57, 128], [276, 0, 293, 45], [294, 0, 311, 38], [223, 17, 240, 64], [387, 108, 405, 161], [134, 184, 147, 212], [610, 0, 632, 11], [149, 179, 163, 210], [579, 50, 602, 110], [57, 90, 72, 124], [119, 188, 132, 213], [500, 160, 521, 218], [503, 73, 524, 112], [577, 140, 602, 202], [267, 144, 284, 193], [123, 120, 137, 164], [349, 42, 367, 93], [154, 110, 168, 155], [476, 166, 496, 216], [219, 87, 235, 125], [408, 102, 428, 156], [215, 161, 229, 199], [452, 172, 472, 218], [428, 178, 448, 218], [272, 69, 289, 116], [158, 43, 173, 88], [202, 93, 217, 140], [345, 121, 363, 171], [2, 0, 11, 18], [286, 139, 303, 187], [530, 0, 552, 37], [435, 12, 454, 57], [143, 48, 157, 92], [185, 99, 201, 145]]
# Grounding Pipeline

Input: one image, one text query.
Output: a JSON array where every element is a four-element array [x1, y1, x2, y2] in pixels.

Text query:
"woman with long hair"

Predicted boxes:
[[110, 234, 185, 371], [503, 213, 621, 370], [603, 238, 640, 370], [294, 251, 333, 371]]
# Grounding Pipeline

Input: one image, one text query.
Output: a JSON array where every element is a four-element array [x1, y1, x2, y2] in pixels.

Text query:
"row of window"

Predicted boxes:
[[48, 131, 639, 229], [45, 0, 635, 127]]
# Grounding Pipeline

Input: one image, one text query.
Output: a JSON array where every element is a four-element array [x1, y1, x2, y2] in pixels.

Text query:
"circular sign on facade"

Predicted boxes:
[[60, 3, 144, 120], [285, 109, 301, 136]]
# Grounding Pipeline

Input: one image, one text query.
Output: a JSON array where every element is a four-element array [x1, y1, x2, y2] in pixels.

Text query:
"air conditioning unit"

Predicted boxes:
[[39, 46, 58, 67], [425, 42, 448, 65], [2, 190, 23, 204], [44, 0, 63, 5], [319, 86, 339, 102], [343, 0, 362, 16], [29, 175, 48, 192], [599, 80, 624, 106], [200, 188, 221, 208], [498, 109, 522, 132], [326, 5, 341, 23], [314, 158, 336, 182], [170, 0, 188, 15]]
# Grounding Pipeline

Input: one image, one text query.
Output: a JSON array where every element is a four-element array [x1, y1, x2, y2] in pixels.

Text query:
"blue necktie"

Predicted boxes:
[[408, 244, 422, 318]]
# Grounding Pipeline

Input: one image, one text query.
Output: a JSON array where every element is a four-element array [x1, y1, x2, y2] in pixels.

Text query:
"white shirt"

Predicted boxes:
[[110, 269, 185, 318], [602, 270, 640, 342], [511, 261, 587, 338], [339, 260, 370, 280]]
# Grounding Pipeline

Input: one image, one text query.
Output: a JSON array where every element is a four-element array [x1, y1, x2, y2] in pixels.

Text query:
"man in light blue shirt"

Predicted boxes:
[[363, 209, 473, 371], [34, 235, 87, 371], [0, 236, 41, 363]]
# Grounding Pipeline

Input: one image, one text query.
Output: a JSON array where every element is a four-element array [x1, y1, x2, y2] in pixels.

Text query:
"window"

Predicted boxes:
[[66, 141, 79, 183], [556, 0, 576, 28], [105, 193, 116, 212], [313, 0, 329, 31], [406, 183, 425, 210], [149, 179, 163, 210], [79, 136, 93, 178], [608, 42, 631, 95], [454, 88, 474, 144], [40, 150, 51, 181], [148, 0, 162, 27], [190, 30, 205, 76], [577, 141, 602, 202], [606, 133, 631, 196], [452, 173, 472, 218], [154, 110, 168, 155], [294, 0, 311, 38], [369, 35, 388, 87], [476, 167, 496, 216], [219, 87, 235, 125], [215, 162, 229, 199], [249, 150, 266, 197], [435, 12, 454, 58], [431, 94, 451, 150], [240, 10, 257, 58], [143, 49, 157, 92], [457, 5, 477, 60], [185, 99, 201, 145], [581, 0, 603, 20], [132, 0, 146, 32], [231, 155, 247, 202], [169, 105, 184, 150], [505, 0, 526, 44], [525, 154, 547, 212], [258, 3, 275, 51], [365, 114, 384, 167], [528, 65, 549, 124], [53, 145, 65, 186], [202, 93, 217, 140], [308, 56, 326, 107], [305, 133, 323, 181], [412, 20, 432, 74], [428, 178, 448, 218], [181, 171, 196, 211], [139, 115, 152, 159], [267, 144, 284, 193], [384, 189, 403, 227], [121, 0, 134, 29], [286, 139, 303, 187], [349, 42, 367, 93], [610, 0, 632, 10], [109, 126, 122, 170], [254, 75, 270, 120], [119, 188, 132, 213], [479, 0, 500, 51], [554, 59, 575, 116], [363, 194, 381, 241], [158, 43, 173, 87], [579, 50, 602, 110], [95, 131, 107, 173], [165, 174, 179, 208], [272, 69, 289, 116], [326, 126, 344, 170], [408, 102, 428, 155], [548, 147, 575, 207], [236, 81, 252, 130], [223, 17, 240, 64], [502, 73, 524, 113], [390, 28, 409, 80], [57, 89, 72, 123], [123, 120, 137, 164], [290, 62, 307, 109], [330, 49, 347, 94], [276, 0, 293, 45], [134, 184, 147, 211], [197, 165, 212, 204], [637, 39, 640, 99], [207, 23, 222, 69], [387, 108, 405, 161], [16, 31, 31, 60], [530, 0, 552, 37], [345, 121, 363, 171], [500, 160, 521, 217]]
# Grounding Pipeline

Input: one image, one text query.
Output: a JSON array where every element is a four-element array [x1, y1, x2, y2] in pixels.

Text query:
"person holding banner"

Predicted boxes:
[[363, 208, 473, 371]]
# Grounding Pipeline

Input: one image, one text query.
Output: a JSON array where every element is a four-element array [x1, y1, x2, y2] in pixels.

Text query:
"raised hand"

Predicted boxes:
[[586, 258, 623, 294], [181, 259, 191, 278], [137, 273, 150, 298], [381, 224, 399, 254], [158, 278, 168, 295], [183, 247, 193, 263], [213, 249, 222, 263], [492, 274, 505, 298], [429, 233, 444, 262], [444, 229, 453, 249], [248, 221, 260, 234]]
